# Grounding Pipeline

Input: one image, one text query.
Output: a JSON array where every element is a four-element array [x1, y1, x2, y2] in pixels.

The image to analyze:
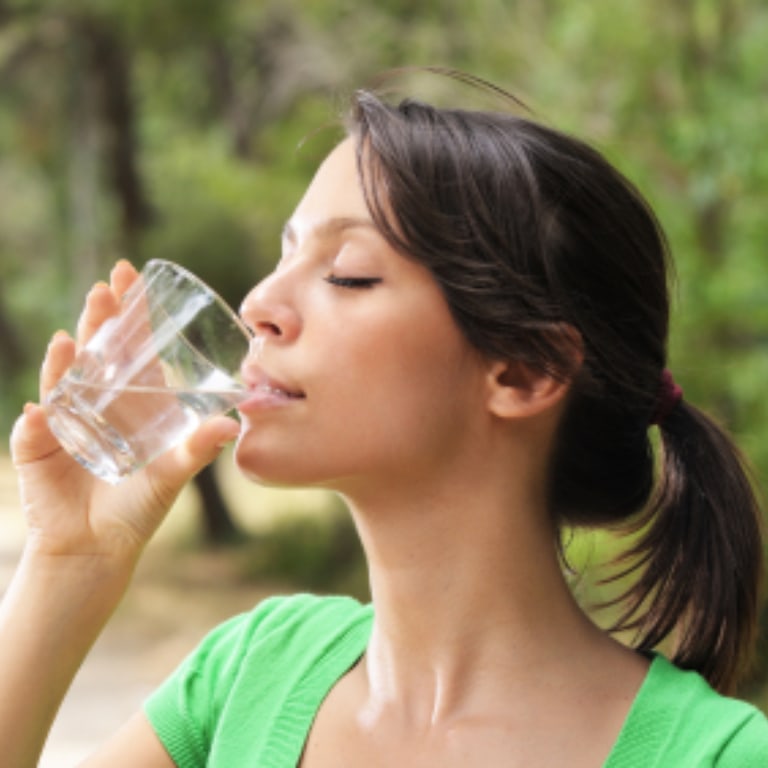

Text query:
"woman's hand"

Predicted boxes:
[[9, 260, 241, 566]]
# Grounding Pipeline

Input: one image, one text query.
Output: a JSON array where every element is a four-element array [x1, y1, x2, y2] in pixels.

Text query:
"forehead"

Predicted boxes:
[[288, 138, 371, 238]]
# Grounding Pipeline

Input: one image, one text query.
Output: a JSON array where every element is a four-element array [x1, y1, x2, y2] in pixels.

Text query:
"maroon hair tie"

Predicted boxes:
[[649, 369, 683, 426]]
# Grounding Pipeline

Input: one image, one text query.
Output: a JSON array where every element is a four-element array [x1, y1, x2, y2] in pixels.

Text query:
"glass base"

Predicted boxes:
[[45, 394, 138, 485]]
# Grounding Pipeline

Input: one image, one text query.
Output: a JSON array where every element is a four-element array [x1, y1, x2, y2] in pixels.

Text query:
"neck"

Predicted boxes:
[[342, 463, 608, 728]]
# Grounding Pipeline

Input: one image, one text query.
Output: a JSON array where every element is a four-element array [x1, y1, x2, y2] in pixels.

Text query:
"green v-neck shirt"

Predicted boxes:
[[145, 593, 768, 766]]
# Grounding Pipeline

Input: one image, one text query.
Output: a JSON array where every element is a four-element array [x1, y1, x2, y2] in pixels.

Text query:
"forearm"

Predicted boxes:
[[0, 546, 136, 768]]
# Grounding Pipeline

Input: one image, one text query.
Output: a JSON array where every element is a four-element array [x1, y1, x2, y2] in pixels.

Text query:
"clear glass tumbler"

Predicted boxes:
[[45, 260, 252, 484]]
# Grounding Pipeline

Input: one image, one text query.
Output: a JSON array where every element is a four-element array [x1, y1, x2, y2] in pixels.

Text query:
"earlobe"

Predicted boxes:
[[485, 360, 573, 420]]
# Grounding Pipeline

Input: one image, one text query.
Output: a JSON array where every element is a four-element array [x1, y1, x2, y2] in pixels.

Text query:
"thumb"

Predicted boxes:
[[154, 415, 241, 486], [10, 403, 65, 467]]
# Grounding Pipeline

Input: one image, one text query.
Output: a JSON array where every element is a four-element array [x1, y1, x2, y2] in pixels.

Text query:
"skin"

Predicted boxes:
[[1, 139, 648, 767]]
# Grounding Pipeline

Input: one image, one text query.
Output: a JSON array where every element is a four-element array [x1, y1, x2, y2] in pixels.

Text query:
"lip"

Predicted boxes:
[[237, 364, 306, 413]]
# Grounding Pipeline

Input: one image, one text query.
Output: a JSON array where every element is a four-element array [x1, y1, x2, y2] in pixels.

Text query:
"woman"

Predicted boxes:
[[2, 80, 767, 766]]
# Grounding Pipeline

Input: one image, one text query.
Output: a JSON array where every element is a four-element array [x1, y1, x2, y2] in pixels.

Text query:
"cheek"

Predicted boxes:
[[328, 328, 483, 454]]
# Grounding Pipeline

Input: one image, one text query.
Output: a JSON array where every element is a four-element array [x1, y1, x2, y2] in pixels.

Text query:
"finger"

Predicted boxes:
[[76, 282, 120, 348], [110, 259, 140, 302], [10, 403, 64, 467], [110, 261, 150, 362], [40, 331, 76, 401], [152, 416, 241, 490]]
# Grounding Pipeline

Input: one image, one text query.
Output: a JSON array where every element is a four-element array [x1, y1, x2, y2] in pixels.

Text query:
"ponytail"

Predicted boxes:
[[607, 400, 764, 694]]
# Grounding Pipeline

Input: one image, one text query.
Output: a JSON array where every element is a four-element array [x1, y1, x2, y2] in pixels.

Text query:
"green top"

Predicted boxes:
[[144, 593, 768, 767]]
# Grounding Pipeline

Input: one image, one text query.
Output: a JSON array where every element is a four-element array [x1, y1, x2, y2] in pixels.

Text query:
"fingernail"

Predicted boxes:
[[48, 330, 69, 346], [112, 259, 132, 273]]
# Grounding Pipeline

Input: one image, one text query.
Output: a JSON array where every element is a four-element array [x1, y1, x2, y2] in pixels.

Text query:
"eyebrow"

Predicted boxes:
[[281, 216, 378, 244]]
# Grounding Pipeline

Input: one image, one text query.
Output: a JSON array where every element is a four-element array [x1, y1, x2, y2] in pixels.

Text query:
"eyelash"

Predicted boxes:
[[324, 275, 382, 289]]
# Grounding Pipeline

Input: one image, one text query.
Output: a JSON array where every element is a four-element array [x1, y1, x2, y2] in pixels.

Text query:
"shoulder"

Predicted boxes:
[[716, 708, 768, 767], [615, 654, 768, 766], [150, 591, 371, 689], [144, 593, 373, 765], [226, 591, 371, 635], [185, 592, 372, 672]]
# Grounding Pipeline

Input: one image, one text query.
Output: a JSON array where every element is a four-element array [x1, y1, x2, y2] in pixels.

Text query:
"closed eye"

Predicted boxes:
[[324, 275, 382, 289]]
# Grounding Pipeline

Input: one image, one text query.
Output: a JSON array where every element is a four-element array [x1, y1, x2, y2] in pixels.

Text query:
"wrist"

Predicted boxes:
[[23, 519, 146, 571], [15, 538, 139, 608]]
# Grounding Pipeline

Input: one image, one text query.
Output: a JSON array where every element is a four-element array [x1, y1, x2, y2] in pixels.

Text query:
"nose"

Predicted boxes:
[[239, 271, 301, 344]]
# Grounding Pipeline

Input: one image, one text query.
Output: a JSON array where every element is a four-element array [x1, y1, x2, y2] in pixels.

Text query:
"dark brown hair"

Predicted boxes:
[[345, 83, 764, 694]]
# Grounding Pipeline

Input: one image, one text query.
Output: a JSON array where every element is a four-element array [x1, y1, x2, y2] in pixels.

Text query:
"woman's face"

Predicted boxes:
[[235, 139, 490, 493]]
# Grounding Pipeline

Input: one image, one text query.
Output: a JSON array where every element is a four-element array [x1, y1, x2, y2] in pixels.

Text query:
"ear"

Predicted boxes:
[[485, 360, 573, 420], [485, 325, 583, 420]]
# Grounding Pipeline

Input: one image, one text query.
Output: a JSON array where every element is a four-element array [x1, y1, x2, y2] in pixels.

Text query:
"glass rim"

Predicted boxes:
[[142, 258, 254, 344]]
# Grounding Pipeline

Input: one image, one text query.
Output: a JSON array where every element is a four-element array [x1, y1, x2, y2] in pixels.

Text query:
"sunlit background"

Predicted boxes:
[[0, 1, 766, 762]]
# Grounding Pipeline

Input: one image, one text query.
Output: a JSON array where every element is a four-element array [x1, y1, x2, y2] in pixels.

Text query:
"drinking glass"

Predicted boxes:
[[44, 259, 252, 484]]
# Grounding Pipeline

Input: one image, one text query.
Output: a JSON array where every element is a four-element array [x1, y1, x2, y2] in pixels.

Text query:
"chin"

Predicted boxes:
[[233, 440, 322, 489]]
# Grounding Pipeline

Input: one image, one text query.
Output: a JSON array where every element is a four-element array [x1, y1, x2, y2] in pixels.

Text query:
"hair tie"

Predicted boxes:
[[649, 369, 683, 426]]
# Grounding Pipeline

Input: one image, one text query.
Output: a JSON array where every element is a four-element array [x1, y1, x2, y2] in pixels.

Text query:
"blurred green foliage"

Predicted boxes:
[[1, 0, 766, 705], [236, 501, 370, 601]]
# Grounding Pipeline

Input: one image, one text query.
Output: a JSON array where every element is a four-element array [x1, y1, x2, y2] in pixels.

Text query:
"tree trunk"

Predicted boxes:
[[76, 15, 153, 253], [0, 293, 26, 374], [73, 12, 242, 545], [194, 463, 243, 545]]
